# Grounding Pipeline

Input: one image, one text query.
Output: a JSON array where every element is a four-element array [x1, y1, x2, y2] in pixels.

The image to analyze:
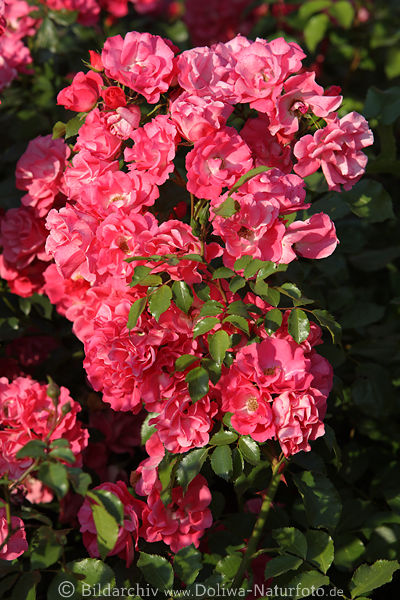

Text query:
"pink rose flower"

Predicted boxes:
[[75, 108, 122, 160], [15, 135, 70, 216], [0, 206, 49, 269], [282, 212, 339, 262], [141, 475, 212, 552], [57, 71, 103, 113], [240, 115, 293, 173], [102, 85, 127, 109], [294, 111, 374, 191], [169, 91, 233, 142], [124, 115, 178, 185], [186, 126, 253, 200], [101, 31, 175, 103], [104, 106, 141, 139]]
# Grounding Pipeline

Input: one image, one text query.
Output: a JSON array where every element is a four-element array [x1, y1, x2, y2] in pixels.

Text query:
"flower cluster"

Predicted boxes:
[[0, 377, 88, 502], [0, 0, 38, 92], [0, 29, 373, 554]]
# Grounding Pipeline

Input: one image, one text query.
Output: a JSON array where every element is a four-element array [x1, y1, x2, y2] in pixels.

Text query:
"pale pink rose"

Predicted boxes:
[[0, 207, 49, 269], [4, 0, 37, 38], [242, 168, 308, 214], [269, 71, 342, 136], [24, 477, 54, 504], [186, 126, 253, 200], [240, 115, 293, 173], [101, 31, 175, 103], [294, 111, 374, 191], [78, 481, 145, 566], [0, 34, 32, 91], [272, 390, 325, 456], [234, 37, 305, 110], [104, 106, 141, 140], [169, 92, 233, 142], [75, 108, 122, 160], [42, 263, 90, 318], [57, 71, 103, 112], [0, 508, 28, 560], [124, 115, 178, 185], [15, 135, 70, 216], [141, 475, 212, 553], [282, 213, 338, 262]]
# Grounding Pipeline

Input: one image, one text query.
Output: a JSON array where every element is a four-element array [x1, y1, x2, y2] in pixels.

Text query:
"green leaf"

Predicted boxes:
[[350, 560, 400, 598], [306, 530, 334, 574], [176, 448, 209, 490], [148, 285, 172, 322], [334, 534, 365, 570], [341, 180, 395, 223], [213, 197, 240, 218], [227, 300, 249, 318], [172, 281, 193, 313], [68, 468, 92, 496], [16, 440, 47, 459], [210, 446, 233, 481], [244, 259, 266, 279], [130, 265, 162, 286], [47, 559, 115, 600], [199, 300, 224, 317], [234, 255, 253, 271], [288, 309, 310, 344], [193, 282, 210, 301], [264, 554, 303, 578], [312, 309, 342, 344], [30, 526, 65, 569], [174, 545, 203, 585], [304, 13, 330, 52], [210, 430, 238, 446], [201, 358, 222, 385], [49, 447, 76, 464], [35, 17, 59, 52], [38, 462, 69, 499], [88, 489, 124, 526], [89, 500, 119, 561], [273, 527, 308, 559], [212, 267, 235, 279], [264, 287, 281, 307], [216, 552, 242, 581], [227, 165, 272, 197], [175, 354, 200, 371], [193, 317, 219, 338], [328, 1, 355, 28], [283, 569, 330, 598], [186, 367, 209, 402], [264, 308, 283, 335], [223, 315, 250, 335], [279, 282, 302, 299], [52, 121, 66, 139], [238, 436, 260, 466], [137, 553, 174, 590], [298, 0, 332, 22], [292, 471, 342, 529], [208, 330, 230, 365], [127, 297, 147, 329], [140, 412, 158, 445], [65, 114, 86, 139], [228, 275, 246, 294]]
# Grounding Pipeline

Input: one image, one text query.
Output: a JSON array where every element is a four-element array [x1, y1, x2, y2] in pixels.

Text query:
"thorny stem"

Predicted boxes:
[[231, 456, 286, 589]]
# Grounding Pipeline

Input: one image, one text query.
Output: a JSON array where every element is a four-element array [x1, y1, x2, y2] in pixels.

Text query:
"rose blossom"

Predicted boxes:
[[186, 126, 253, 200], [101, 31, 175, 103], [57, 71, 103, 113], [75, 108, 122, 160], [294, 111, 374, 191], [169, 91, 233, 142]]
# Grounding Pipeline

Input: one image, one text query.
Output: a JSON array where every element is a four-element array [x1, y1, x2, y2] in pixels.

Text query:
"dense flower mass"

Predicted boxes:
[[0, 27, 373, 556]]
